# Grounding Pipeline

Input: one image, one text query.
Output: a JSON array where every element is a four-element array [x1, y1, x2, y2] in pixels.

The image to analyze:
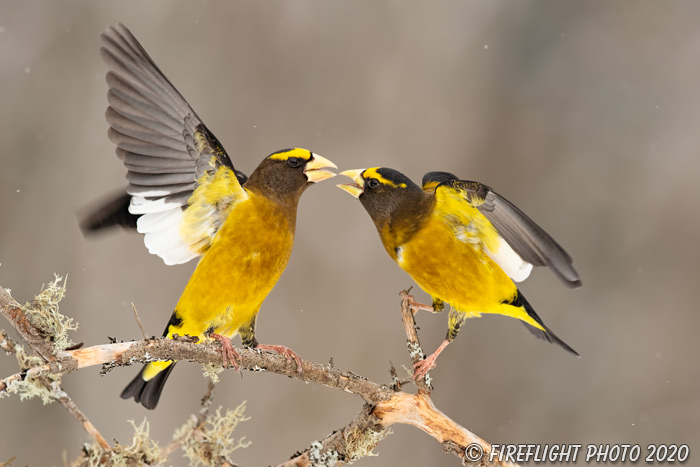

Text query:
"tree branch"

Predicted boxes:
[[278, 404, 389, 467], [1, 281, 517, 466], [399, 288, 432, 392], [1, 287, 111, 452], [280, 291, 517, 467], [0, 287, 54, 360], [52, 385, 112, 451]]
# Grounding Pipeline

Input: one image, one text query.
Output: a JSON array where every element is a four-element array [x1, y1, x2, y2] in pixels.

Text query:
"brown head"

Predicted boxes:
[[337, 167, 434, 251], [245, 148, 337, 209]]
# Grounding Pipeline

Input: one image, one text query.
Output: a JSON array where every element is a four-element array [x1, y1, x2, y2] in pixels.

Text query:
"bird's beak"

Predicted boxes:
[[336, 169, 366, 199], [304, 153, 338, 183], [421, 181, 439, 192]]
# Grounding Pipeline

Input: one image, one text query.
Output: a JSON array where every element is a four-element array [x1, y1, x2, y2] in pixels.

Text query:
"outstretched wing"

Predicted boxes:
[[434, 179, 581, 288], [80, 164, 248, 233], [97, 23, 248, 265]]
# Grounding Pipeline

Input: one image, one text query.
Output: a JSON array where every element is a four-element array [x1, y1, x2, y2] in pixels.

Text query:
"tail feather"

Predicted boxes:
[[120, 363, 176, 410], [80, 191, 138, 233], [513, 291, 579, 357]]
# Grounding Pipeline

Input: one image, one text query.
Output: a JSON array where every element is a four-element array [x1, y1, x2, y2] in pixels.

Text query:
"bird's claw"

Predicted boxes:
[[257, 344, 303, 375], [413, 355, 438, 380], [210, 332, 241, 372], [404, 293, 434, 315], [413, 339, 449, 381]]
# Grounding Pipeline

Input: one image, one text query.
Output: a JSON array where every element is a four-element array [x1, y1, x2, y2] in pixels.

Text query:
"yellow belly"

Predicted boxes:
[[397, 215, 517, 316], [173, 193, 294, 339]]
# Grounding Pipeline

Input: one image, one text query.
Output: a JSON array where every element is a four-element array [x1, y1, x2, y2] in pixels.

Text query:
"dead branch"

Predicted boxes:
[[1, 282, 517, 466], [0, 287, 54, 360], [280, 291, 517, 467], [399, 288, 432, 392], [130, 302, 149, 339], [374, 392, 502, 466], [278, 405, 389, 467], [52, 386, 111, 451]]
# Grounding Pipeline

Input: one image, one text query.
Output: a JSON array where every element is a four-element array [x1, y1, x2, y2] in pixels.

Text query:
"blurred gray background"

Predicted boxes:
[[1, 1, 698, 466]]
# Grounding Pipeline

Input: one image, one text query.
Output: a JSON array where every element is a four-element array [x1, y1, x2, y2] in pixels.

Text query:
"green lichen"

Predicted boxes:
[[174, 402, 251, 467], [308, 440, 340, 467], [22, 274, 77, 353], [0, 344, 59, 404], [407, 341, 424, 360], [343, 425, 391, 463], [80, 418, 164, 467], [200, 362, 225, 384], [111, 418, 164, 466]]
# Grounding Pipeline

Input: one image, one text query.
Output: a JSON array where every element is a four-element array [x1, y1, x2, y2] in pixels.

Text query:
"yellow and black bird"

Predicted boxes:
[[81, 24, 337, 409], [337, 168, 580, 380]]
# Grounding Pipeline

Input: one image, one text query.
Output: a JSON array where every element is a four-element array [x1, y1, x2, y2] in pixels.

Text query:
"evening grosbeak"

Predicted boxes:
[[82, 24, 337, 409], [338, 168, 580, 380]]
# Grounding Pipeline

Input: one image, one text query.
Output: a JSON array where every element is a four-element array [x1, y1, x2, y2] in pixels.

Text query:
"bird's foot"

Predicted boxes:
[[413, 339, 450, 380], [209, 332, 241, 371], [256, 344, 303, 375], [413, 355, 437, 381], [405, 293, 435, 315]]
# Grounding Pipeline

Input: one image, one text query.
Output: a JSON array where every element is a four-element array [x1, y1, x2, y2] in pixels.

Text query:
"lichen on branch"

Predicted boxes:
[[0, 343, 60, 404], [76, 418, 165, 467], [174, 402, 251, 467], [21, 274, 77, 353]]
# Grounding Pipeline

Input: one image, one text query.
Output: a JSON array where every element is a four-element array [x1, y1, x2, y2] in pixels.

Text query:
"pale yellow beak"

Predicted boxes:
[[336, 168, 366, 199], [304, 153, 338, 183]]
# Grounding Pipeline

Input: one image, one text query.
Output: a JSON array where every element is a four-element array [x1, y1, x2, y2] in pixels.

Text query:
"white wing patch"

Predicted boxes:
[[128, 194, 197, 265], [137, 207, 199, 265], [134, 165, 249, 266], [484, 235, 533, 282], [129, 196, 181, 214], [438, 188, 534, 283]]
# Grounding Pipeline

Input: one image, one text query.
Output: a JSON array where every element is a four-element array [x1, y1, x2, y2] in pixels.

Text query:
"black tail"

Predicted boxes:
[[79, 191, 138, 234], [512, 290, 579, 357], [120, 363, 176, 410]]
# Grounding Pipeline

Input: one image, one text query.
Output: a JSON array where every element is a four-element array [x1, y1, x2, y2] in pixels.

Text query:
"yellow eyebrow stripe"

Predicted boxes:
[[268, 148, 312, 161], [363, 167, 407, 188]]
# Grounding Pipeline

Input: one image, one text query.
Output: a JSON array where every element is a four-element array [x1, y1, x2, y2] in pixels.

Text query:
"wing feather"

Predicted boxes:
[[92, 23, 248, 265], [435, 180, 581, 287]]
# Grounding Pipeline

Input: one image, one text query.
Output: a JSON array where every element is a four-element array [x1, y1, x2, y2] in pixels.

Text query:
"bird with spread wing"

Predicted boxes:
[[81, 24, 337, 409], [338, 168, 580, 380]]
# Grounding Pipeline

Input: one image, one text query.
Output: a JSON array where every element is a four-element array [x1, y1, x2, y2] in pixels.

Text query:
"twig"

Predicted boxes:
[[51, 385, 111, 451], [0, 331, 24, 392], [399, 289, 432, 392], [0, 363, 51, 393], [200, 380, 217, 416], [0, 329, 18, 353], [130, 302, 148, 339]]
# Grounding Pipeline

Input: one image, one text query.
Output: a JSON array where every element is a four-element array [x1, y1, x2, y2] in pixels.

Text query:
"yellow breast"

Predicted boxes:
[[174, 191, 295, 338], [397, 211, 518, 314]]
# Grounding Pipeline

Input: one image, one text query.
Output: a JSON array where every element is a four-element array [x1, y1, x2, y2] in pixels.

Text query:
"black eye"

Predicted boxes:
[[366, 178, 380, 189], [287, 157, 301, 168]]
